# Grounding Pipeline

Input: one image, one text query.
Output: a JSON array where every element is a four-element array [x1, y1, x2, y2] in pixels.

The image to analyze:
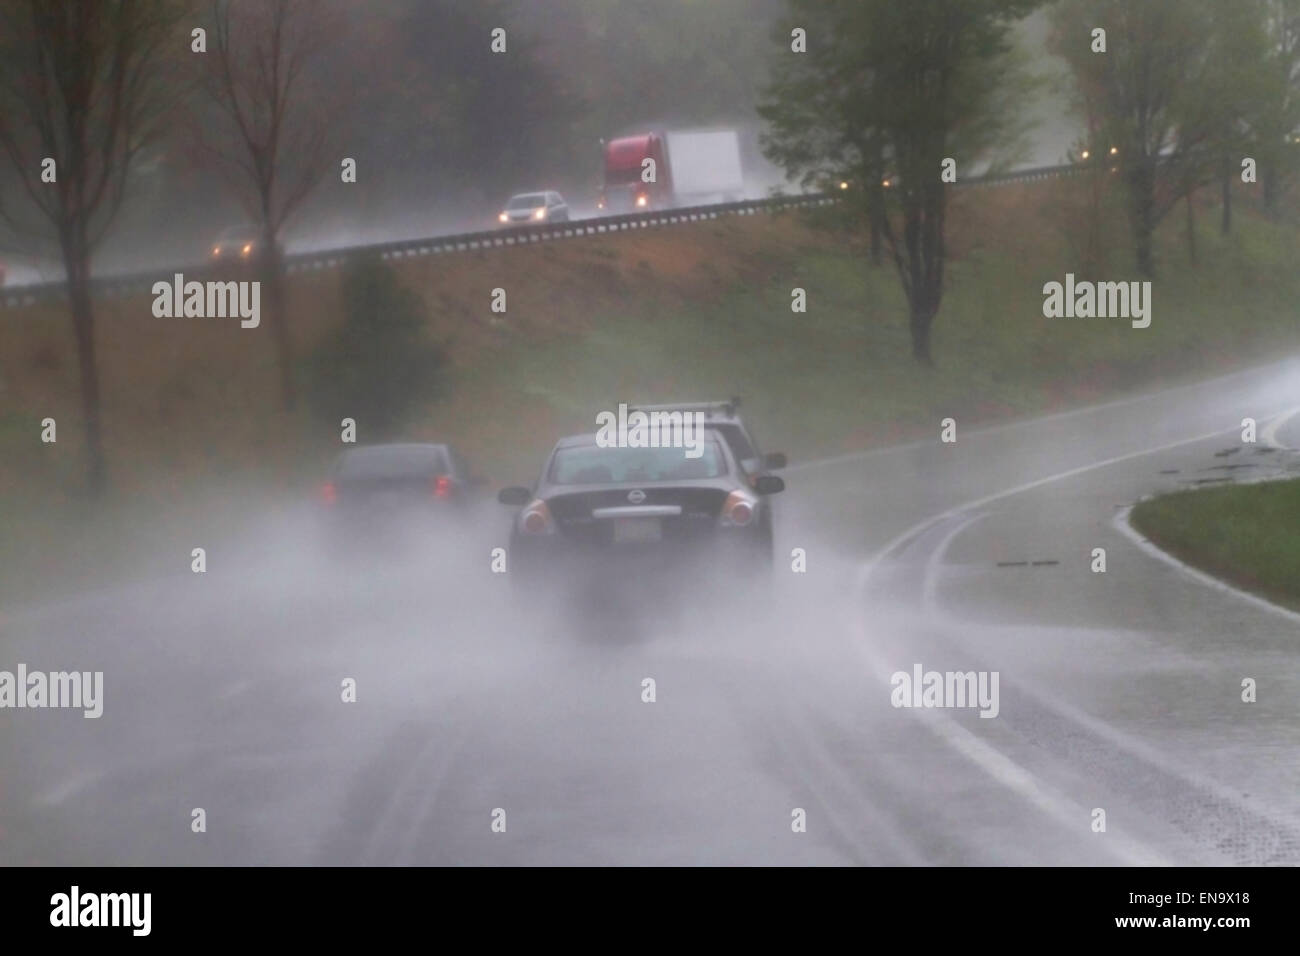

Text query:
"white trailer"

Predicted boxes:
[[664, 129, 745, 206]]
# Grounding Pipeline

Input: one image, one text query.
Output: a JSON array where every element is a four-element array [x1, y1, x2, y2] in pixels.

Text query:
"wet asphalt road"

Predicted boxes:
[[3, 358, 1300, 865]]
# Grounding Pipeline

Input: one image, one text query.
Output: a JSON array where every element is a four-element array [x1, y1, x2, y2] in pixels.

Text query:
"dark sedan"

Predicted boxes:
[[497, 432, 783, 593], [318, 443, 485, 545]]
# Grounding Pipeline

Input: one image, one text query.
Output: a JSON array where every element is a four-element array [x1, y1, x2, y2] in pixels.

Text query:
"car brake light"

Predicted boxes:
[[320, 481, 337, 505], [520, 499, 553, 534], [722, 490, 755, 527], [433, 475, 452, 498]]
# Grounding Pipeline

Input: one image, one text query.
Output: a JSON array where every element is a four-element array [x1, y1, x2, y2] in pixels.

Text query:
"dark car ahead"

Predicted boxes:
[[318, 443, 485, 543], [497, 432, 783, 591]]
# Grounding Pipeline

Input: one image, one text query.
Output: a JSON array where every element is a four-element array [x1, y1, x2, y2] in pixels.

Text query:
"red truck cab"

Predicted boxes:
[[598, 133, 672, 212]]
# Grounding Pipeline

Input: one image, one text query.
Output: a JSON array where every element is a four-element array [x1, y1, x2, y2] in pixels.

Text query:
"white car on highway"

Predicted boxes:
[[497, 191, 570, 225]]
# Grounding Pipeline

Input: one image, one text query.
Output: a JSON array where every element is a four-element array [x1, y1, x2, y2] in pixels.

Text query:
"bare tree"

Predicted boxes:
[[199, 0, 344, 410], [0, 0, 185, 494]]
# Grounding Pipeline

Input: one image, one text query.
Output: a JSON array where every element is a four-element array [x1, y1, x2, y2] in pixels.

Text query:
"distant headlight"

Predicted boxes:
[[498, 212, 509, 223], [635, 194, 648, 207], [241, 243, 252, 256], [212, 247, 221, 256], [533, 207, 547, 220]]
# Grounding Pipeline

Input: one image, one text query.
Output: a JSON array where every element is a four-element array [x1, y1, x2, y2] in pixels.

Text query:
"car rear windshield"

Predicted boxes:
[[337, 445, 447, 479], [548, 443, 726, 484], [507, 194, 546, 209]]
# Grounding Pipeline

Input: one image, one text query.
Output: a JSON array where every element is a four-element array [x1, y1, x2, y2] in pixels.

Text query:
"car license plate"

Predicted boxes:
[[613, 516, 661, 543]]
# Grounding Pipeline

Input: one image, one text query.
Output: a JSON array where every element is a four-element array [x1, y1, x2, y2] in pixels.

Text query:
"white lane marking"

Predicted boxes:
[[916, 512, 1296, 853], [854, 422, 1245, 596], [32, 769, 109, 808], [762, 678, 930, 866], [785, 355, 1300, 475], [920, 512, 988, 614], [362, 724, 468, 866], [1113, 505, 1300, 626], [851, 615, 1169, 865], [877, 513, 1172, 864], [1260, 405, 1300, 450], [848, 415, 1300, 864], [394, 733, 466, 867]]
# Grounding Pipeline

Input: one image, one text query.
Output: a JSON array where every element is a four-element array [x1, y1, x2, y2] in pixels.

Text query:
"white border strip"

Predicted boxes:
[[1260, 405, 1300, 450], [1113, 504, 1300, 626]]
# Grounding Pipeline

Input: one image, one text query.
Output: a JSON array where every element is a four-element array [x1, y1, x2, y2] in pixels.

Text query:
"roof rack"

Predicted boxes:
[[627, 397, 742, 418]]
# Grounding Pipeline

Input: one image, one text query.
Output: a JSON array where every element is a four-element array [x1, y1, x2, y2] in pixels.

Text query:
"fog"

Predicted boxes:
[[2, 475, 883, 864], [3, 0, 1297, 877]]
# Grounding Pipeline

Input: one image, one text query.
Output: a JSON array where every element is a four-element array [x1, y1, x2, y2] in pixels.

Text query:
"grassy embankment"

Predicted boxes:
[[1131, 479, 1300, 613], [1, 178, 1298, 607]]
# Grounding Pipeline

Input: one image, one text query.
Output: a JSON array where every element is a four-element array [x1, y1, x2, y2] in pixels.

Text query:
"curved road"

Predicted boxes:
[[3, 358, 1299, 865]]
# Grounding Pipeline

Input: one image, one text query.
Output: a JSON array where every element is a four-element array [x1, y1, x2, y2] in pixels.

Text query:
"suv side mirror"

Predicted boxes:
[[754, 475, 785, 495], [497, 486, 531, 506], [764, 452, 787, 470]]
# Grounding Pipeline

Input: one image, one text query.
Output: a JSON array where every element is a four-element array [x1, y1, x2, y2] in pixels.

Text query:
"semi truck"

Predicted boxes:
[[597, 128, 745, 213]]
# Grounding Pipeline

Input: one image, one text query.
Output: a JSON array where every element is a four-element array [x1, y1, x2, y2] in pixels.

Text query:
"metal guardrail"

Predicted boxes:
[[0, 161, 1084, 312]]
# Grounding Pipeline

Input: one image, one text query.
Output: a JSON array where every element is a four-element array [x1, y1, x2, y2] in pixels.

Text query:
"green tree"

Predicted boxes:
[[305, 258, 446, 440], [1051, 0, 1222, 275], [1252, 0, 1300, 217], [1198, 1, 1270, 236], [760, 0, 1040, 365]]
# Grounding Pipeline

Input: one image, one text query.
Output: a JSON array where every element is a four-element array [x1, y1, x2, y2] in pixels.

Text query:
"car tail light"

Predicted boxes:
[[721, 490, 755, 527], [520, 499, 554, 535], [432, 475, 452, 498], [320, 481, 337, 505]]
